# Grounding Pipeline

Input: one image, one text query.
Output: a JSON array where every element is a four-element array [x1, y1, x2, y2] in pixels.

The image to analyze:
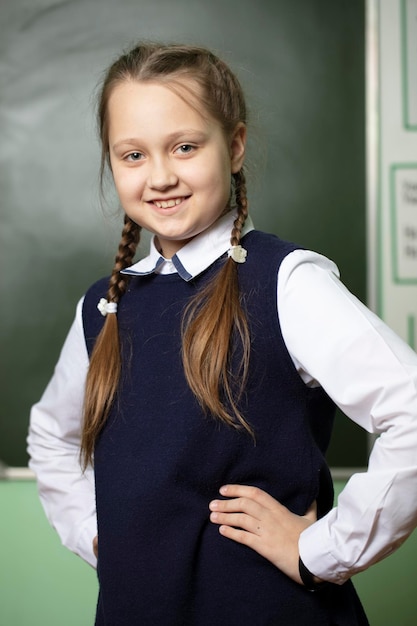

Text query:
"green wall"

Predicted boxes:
[[1, 480, 416, 625]]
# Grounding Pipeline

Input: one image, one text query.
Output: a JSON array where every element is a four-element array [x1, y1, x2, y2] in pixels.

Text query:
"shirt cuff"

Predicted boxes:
[[298, 514, 350, 585]]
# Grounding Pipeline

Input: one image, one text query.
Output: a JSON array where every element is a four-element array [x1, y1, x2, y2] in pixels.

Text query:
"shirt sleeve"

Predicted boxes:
[[27, 297, 97, 568], [277, 249, 417, 584]]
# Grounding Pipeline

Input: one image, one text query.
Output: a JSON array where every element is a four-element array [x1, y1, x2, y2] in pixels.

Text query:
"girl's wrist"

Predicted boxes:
[[298, 557, 328, 591]]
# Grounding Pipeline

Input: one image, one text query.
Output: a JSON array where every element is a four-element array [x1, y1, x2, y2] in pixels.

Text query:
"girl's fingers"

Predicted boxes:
[[210, 484, 284, 516], [208, 484, 317, 584], [209, 495, 262, 519], [219, 484, 282, 508], [210, 485, 317, 522], [209, 510, 263, 535], [217, 523, 259, 550]]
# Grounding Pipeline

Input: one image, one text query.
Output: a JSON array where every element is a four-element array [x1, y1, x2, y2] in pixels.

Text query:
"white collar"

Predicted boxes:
[[121, 213, 255, 282]]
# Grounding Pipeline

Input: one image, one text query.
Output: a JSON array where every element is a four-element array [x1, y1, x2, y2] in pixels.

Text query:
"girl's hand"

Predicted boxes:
[[93, 535, 98, 559], [209, 484, 317, 585]]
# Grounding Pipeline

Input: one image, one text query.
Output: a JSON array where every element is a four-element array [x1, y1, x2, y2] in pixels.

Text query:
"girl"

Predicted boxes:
[[28, 43, 417, 625]]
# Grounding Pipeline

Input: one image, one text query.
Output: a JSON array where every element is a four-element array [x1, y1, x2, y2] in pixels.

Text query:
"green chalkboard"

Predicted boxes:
[[0, 0, 366, 467]]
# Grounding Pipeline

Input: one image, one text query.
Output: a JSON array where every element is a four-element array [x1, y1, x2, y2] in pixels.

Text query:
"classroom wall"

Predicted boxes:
[[1, 0, 367, 468], [1, 479, 416, 626], [2, 2, 416, 624]]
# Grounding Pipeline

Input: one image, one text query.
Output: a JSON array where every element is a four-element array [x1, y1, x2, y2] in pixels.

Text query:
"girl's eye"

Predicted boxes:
[[176, 144, 194, 155], [126, 152, 144, 162]]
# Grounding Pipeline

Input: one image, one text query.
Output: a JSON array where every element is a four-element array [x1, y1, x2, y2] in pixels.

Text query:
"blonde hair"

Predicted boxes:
[[81, 43, 251, 468]]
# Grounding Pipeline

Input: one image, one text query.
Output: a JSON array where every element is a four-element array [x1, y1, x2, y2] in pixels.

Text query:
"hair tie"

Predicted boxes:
[[227, 245, 247, 263], [97, 298, 118, 316]]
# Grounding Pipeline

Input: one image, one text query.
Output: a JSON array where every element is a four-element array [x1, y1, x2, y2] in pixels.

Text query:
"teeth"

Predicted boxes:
[[154, 198, 183, 208]]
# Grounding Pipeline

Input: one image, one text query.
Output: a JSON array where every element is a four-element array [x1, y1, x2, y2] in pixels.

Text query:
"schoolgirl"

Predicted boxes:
[[28, 43, 417, 625]]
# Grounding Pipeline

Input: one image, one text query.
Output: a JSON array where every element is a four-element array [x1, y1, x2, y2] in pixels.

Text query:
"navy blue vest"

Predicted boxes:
[[83, 231, 368, 625]]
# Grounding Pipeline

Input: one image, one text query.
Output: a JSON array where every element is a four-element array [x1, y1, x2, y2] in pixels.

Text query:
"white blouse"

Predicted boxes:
[[27, 213, 417, 583]]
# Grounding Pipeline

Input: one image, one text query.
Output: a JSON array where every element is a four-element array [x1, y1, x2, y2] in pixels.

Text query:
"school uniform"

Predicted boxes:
[[28, 212, 417, 625]]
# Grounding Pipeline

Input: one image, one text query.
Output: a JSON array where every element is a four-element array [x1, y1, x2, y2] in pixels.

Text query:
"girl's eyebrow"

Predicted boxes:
[[165, 129, 208, 142], [112, 129, 208, 151]]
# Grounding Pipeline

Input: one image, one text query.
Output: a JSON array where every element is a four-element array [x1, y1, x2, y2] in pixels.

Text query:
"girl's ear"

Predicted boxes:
[[230, 123, 247, 173]]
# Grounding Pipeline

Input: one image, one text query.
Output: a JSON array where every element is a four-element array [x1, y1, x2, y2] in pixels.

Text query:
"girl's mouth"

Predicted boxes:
[[153, 197, 185, 209]]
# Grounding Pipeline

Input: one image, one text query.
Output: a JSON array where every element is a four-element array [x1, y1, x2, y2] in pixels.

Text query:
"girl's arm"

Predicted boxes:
[[279, 249, 417, 583], [27, 298, 97, 568], [210, 249, 417, 585]]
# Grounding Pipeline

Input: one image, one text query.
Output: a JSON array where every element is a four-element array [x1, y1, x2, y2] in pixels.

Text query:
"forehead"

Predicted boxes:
[[107, 79, 215, 137]]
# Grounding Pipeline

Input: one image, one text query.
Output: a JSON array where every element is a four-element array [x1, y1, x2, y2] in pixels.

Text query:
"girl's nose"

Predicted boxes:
[[147, 158, 178, 190]]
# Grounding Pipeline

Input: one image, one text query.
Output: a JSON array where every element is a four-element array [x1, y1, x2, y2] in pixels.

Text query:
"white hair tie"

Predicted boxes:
[[97, 298, 118, 316], [227, 245, 248, 263]]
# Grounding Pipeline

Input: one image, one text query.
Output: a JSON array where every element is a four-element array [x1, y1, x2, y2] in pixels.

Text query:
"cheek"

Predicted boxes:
[[187, 160, 231, 198], [113, 169, 143, 198], [210, 153, 233, 196]]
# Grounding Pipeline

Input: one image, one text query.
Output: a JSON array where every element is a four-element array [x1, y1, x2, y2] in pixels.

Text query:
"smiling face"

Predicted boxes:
[[107, 80, 246, 258]]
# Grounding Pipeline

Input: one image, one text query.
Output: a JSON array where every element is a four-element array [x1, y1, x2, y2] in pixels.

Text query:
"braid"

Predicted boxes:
[[107, 215, 141, 302], [182, 169, 252, 437], [81, 215, 140, 469], [230, 170, 248, 247]]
